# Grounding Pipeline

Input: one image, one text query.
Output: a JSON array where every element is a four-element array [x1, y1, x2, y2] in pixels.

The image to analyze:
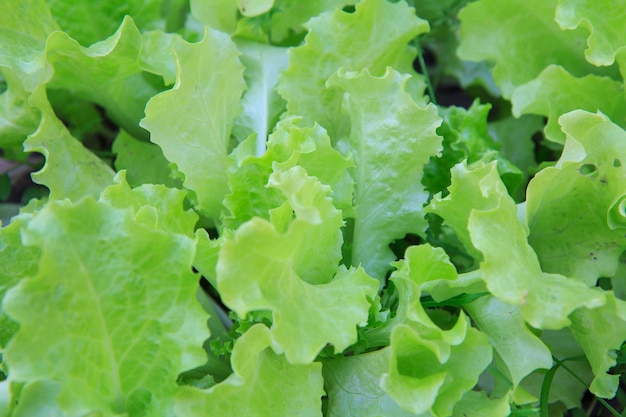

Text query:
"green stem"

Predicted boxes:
[[545, 356, 624, 417], [540, 362, 560, 417], [413, 39, 437, 105], [557, 358, 623, 417]]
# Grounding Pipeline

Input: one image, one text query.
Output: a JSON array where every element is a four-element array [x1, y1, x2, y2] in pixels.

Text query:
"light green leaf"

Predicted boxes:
[[193, 229, 221, 289], [555, 0, 626, 66], [521, 329, 594, 409], [328, 68, 442, 279], [457, 0, 612, 98], [0, 0, 56, 147], [269, 0, 354, 43], [0, 214, 40, 349], [190, 0, 238, 33], [0, 381, 10, 417], [452, 391, 510, 417], [3, 198, 207, 416], [488, 114, 542, 179], [140, 30, 182, 87], [383, 318, 492, 417], [512, 65, 626, 143], [46, 0, 164, 47], [238, 0, 273, 17], [218, 166, 379, 363], [465, 296, 553, 387], [323, 348, 423, 417], [99, 171, 197, 236], [0, 69, 44, 149], [0, 0, 58, 40], [278, 0, 429, 139], [428, 161, 606, 329], [9, 380, 64, 417], [112, 129, 182, 189], [224, 116, 353, 229], [24, 87, 115, 201], [569, 293, 626, 398], [175, 324, 324, 417], [424, 101, 523, 197], [46, 16, 163, 140], [526, 110, 626, 285], [231, 40, 289, 154], [420, 270, 487, 304], [141, 28, 245, 222], [389, 245, 458, 335], [425, 162, 495, 261]]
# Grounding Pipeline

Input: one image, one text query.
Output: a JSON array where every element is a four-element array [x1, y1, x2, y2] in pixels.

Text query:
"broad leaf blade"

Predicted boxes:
[[328, 68, 442, 280], [141, 28, 245, 222], [512, 65, 626, 143], [218, 167, 379, 363], [231, 40, 289, 154], [526, 110, 626, 285], [24, 87, 115, 201], [556, 0, 626, 66], [278, 0, 429, 139], [46, 0, 163, 46], [3, 198, 207, 416], [323, 348, 421, 417], [175, 324, 324, 417], [428, 161, 605, 329], [457, 0, 612, 98], [46, 16, 163, 140]]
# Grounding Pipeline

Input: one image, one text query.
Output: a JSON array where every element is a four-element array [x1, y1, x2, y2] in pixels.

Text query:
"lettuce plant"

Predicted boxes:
[[1, 0, 625, 416]]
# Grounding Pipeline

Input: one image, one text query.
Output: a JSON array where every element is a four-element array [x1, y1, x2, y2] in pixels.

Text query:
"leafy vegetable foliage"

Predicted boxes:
[[1, 0, 625, 416]]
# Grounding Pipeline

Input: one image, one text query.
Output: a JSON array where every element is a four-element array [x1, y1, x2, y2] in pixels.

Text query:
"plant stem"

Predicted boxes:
[[551, 356, 624, 417], [413, 38, 437, 105]]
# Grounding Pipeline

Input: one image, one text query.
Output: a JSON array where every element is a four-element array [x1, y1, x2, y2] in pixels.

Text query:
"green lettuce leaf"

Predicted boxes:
[[428, 161, 605, 329], [359, 244, 458, 351], [141, 28, 245, 222], [217, 166, 379, 363], [457, 0, 612, 98], [99, 171, 197, 236], [46, 16, 164, 140], [0, 213, 40, 349], [45, 0, 164, 46], [383, 319, 491, 417], [328, 68, 442, 279], [361, 245, 493, 416], [3, 197, 207, 416], [268, 0, 354, 43], [278, 0, 429, 139], [323, 348, 422, 417], [555, 0, 626, 67], [24, 87, 115, 200], [521, 329, 594, 410], [465, 296, 552, 387], [526, 110, 626, 286], [224, 117, 353, 230], [569, 293, 626, 398], [511, 65, 626, 143], [424, 101, 523, 197], [5, 380, 64, 417], [452, 391, 511, 417], [112, 130, 182, 189], [193, 229, 221, 289], [175, 324, 324, 417], [139, 30, 182, 87], [488, 114, 542, 180], [231, 40, 289, 153], [189, 0, 238, 33], [0, 0, 57, 148]]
